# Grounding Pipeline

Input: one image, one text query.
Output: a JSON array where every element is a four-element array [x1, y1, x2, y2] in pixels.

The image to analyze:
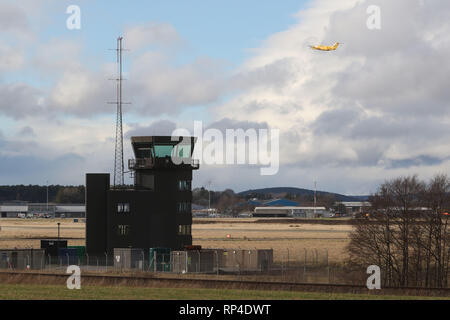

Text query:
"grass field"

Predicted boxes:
[[1, 219, 448, 301], [0, 283, 447, 300], [0, 219, 352, 263]]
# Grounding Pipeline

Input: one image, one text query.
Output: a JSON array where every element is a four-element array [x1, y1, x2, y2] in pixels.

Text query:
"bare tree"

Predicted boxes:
[[421, 174, 450, 287], [347, 174, 450, 288]]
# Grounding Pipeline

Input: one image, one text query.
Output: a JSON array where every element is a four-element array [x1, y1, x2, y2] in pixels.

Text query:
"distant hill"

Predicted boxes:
[[347, 195, 370, 201], [238, 187, 367, 202]]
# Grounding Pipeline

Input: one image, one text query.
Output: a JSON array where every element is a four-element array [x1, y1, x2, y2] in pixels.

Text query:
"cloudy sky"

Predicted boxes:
[[0, 0, 449, 195]]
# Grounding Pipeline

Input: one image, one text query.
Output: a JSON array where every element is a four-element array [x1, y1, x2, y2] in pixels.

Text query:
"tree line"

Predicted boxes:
[[0, 185, 85, 204], [347, 174, 450, 288]]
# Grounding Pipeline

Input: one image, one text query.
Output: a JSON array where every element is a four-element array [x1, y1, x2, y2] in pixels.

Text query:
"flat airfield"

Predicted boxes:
[[0, 218, 353, 263]]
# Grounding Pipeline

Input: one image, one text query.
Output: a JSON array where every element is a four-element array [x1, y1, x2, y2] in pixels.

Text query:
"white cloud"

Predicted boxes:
[[0, 83, 45, 119], [209, 0, 450, 192], [0, 2, 30, 35], [1, 0, 449, 193], [33, 38, 83, 73], [0, 17, 226, 119], [124, 22, 185, 50], [128, 55, 227, 115], [49, 68, 112, 116], [0, 115, 122, 185], [0, 44, 25, 71]]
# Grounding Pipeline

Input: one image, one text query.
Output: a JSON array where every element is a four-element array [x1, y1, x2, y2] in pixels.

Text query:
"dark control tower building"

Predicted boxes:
[[86, 136, 199, 256]]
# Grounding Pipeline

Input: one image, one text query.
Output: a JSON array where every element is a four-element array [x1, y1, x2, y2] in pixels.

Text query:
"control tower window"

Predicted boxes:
[[152, 144, 192, 159], [117, 225, 130, 236], [136, 147, 152, 159], [178, 180, 192, 191], [117, 203, 130, 213], [177, 202, 191, 214], [154, 145, 174, 158], [172, 144, 192, 159], [178, 225, 191, 236]]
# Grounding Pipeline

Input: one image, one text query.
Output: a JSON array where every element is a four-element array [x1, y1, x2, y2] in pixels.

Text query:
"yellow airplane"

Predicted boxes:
[[310, 42, 340, 51]]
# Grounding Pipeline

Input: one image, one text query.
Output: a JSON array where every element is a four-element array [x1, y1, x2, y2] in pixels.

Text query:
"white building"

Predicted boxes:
[[0, 204, 85, 218], [0, 205, 28, 218], [336, 202, 372, 216], [253, 206, 329, 218]]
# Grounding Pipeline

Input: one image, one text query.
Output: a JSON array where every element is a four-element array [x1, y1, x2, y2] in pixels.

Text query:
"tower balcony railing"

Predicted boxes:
[[129, 158, 200, 170], [128, 158, 153, 170]]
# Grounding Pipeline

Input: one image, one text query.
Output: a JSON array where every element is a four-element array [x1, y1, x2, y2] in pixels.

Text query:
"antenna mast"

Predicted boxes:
[[114, 37, 124, 187], [109, 37, 129, 188]]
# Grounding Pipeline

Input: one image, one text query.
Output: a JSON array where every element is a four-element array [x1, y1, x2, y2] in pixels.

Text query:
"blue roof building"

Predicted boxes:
[[248, 199, 263, 206], [263, 199, 300, 207]]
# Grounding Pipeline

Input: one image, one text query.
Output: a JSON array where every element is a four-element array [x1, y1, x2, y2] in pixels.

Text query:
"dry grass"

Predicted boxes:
[[192, 222, 351, 263], [195, 240, 349, 263], [193, 223, 351, 240], [0, 219, 85, 249], [0, 219, 352, 263]]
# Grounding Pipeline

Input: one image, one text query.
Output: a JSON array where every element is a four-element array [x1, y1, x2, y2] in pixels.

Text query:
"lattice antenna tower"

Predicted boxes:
[[109, 37, 130, 188]]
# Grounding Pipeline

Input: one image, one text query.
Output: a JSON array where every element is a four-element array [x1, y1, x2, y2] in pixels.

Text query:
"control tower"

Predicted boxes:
[[86, 136, 199, 256]]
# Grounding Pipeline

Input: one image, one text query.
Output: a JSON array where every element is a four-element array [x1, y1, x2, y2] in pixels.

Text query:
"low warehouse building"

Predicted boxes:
[[254, 207, 328, 218], [0, 204, 86, 218], [0, 205, 28, 218], [55, 205, 85, 218], [336, 201, 372, 216]]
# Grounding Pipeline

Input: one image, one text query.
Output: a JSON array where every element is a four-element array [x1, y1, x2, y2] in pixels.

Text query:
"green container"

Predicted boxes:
[[68, 246, 86, 258], [149, 248, 171, 272]]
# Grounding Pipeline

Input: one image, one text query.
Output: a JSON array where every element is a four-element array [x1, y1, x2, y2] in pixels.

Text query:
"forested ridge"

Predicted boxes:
[[0, 185, 85, 203]]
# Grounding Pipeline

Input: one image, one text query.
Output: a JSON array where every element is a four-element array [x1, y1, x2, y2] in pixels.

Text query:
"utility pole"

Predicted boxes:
[[46, 180, 49, 214], [207, 180, 212, 210], [314, 181, 317, 217]]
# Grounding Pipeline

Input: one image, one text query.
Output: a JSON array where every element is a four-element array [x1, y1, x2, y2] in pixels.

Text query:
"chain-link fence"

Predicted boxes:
[[0, 248, 341, 284], [1, 248, 447, 287]]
